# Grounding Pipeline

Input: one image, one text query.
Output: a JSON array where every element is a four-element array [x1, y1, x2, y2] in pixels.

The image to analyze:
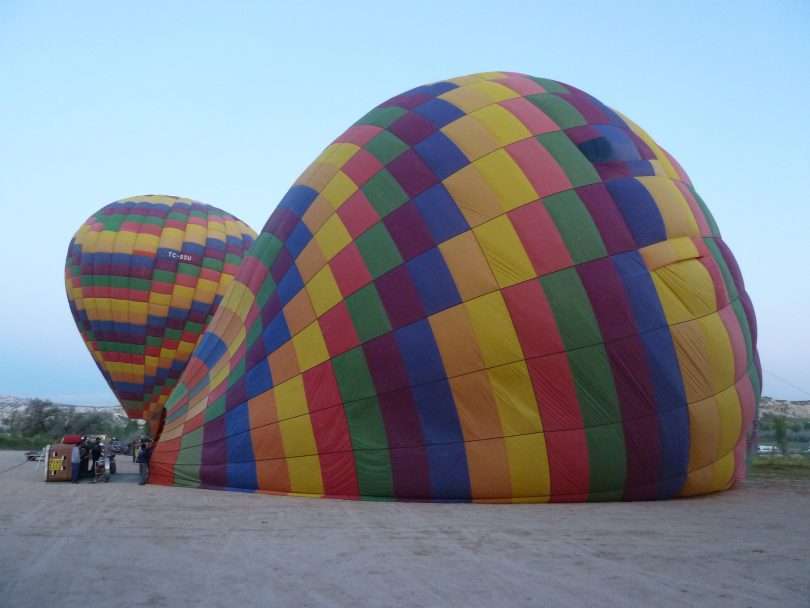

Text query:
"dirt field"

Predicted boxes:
[[1, 450, 808, 608]]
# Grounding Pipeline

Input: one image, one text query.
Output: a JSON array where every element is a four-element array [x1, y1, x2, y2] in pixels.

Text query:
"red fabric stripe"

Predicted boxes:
[[527, 353, 589, 499], [502, 280, 565, 358], [508, 202, 573, 276]]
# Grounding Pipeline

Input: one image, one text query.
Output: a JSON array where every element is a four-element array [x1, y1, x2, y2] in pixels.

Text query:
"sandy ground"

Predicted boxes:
[[0, 450, 808, 608]]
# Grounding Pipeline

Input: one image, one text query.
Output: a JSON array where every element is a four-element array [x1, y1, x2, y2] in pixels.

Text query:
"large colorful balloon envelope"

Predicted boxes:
[[65, 195, 256, 432], [151, 73, 760, 502]]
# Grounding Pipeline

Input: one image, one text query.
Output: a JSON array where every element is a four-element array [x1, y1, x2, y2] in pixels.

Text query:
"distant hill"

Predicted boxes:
[[2, 394, 809, 429], [0, 395, 126, 431], [760, 396, 810, 420]]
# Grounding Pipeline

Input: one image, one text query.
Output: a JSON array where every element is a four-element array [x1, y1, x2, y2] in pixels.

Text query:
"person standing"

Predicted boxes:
[[137, 440, 152, 485], [91, 438, 101, 475], [70, 443, 80, 483], [79, 439, 91, 478], [90, 437, 104, 483]]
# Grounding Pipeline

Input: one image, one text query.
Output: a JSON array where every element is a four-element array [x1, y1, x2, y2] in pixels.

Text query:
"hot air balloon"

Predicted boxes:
[[151, 73, 760, 501], [65, 195, 256, 434]]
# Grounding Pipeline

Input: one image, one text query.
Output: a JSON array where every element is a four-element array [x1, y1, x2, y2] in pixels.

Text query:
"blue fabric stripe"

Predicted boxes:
[[606, 178, 667, 247]]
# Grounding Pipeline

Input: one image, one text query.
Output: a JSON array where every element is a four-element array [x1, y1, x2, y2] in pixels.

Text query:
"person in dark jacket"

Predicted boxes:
[[137, 440, 153, 485], [79, 439, 91, 478], [90, 438, 102, 475]]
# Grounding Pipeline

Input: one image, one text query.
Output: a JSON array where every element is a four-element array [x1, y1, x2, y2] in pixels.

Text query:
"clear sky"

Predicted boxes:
[[1, 1, 808, 405]]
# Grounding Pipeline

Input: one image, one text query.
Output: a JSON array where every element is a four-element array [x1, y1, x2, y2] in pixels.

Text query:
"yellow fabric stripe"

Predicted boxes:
[[697, 313, 736, 395], [293, 322, 329, 371], [638, 176, 700, 238], [466, 291, 523, 368], [321, 171, 358, 209], [285, 455, 325, 495], [473, 149, 538, 211], [652, 259, 716, 323], [474, 216, 536, 287], [274, 375, 308, 420], [639, 236, 700, 271]]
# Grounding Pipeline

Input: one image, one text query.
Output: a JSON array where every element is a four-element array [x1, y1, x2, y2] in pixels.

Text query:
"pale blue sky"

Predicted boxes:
[[1, 1, 808, 404]]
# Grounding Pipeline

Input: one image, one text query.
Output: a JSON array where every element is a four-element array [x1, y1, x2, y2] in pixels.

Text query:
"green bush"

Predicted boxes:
[[750, 455, 810, 480], [0, 434, 52, 451]]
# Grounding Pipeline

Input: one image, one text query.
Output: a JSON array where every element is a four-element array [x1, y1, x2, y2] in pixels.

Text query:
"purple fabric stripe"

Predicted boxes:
[[606, 336, 662, 500], [577, 184, 636, 255], [577, 258, 638, 342]]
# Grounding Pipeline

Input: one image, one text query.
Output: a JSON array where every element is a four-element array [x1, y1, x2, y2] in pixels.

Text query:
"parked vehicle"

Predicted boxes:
[[24, 450, 43, 462]]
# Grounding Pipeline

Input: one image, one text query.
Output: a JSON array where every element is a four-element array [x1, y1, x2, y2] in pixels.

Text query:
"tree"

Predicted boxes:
[[772, 416, 789, 456], [8, 399, 58, 436]]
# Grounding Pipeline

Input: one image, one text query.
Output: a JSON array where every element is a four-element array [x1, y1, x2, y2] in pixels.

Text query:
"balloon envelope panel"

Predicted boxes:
[[151, 74, 760, 501], [65, 195, 256, 426]]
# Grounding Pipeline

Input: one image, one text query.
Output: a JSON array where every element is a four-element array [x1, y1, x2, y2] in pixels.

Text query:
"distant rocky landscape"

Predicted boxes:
[[759, 396, 810, 420], [0, 395, 126, 431], [1, 394, 808, 431]]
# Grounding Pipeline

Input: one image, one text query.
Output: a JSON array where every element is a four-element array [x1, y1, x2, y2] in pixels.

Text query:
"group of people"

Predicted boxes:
[[69, 436, 113, 483], [67, 436, 153, 485]]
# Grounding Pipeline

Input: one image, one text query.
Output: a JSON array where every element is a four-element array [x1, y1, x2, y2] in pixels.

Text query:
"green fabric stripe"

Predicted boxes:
[[537, 131, 600, 186], [95, 215, 126, 231], [177, 262, 200, 277], [345, 283, 391, 342], [568, 345, 626, 498], [584, 425, 626, 501], [165, 403, 188, 425], [362, 170, 409, 217], [153, 269, 175, 283], [204, 396, 226, 423], [256, 275, 277, 308], [731, 299, 755, 372], [79, 275, 151, 291], [525, 93, 586, 128], [98, 341, 145, 355], [253, 233, 284, 269], [543, 191, 607, 263], [247, 318, 263, 348], [332, 349, 393, 496], [689, 186, 720, 236], [540, 270, 603, 350], [173, 428, 203, 487], [202, 258, 224, 272], [333, 348, 377, 401], [748, 365, 762, 401], [228, 360, 246, 387], [568, 346, 625, 426], [365, 131, 408, 164], [351, 445, 394, 498], [355, 224, 403, 277], [528, 78, 571, 94], [357, 106, 407, 128], [703, 238, 739, 301], [165, 383, 187, 411]]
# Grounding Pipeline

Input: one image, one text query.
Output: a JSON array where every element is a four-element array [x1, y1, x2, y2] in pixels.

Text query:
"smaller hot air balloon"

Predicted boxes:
[[65, 195, 256, 434]]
